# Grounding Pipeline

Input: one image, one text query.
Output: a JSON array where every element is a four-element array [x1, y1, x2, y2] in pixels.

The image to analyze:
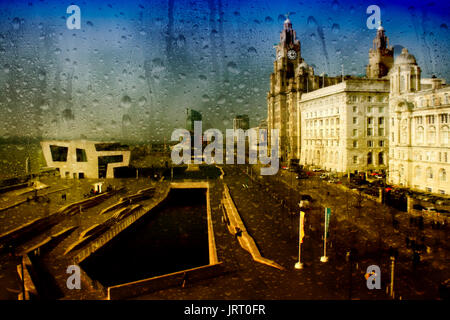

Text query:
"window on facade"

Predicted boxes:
[[368, 96, 372, 102], [367, 140, 373, 147], [378, 117, 384, 125], [428, 126, 436, 144], [415, 116, 423, 125], [445, 152, 448, 163], [368, 106, 373, 113], [426, 167, 433, 179], [76, 148, 87, 162], [50, 145, 68, 162], [441, 126, 449, 145], [353, 106, 357, 113], [353, 156, 358, 164], [414, 166, 422, 179], [353, 141, 358, 148], [379, 140, 384, 147], [416, 126, 424, 144], [439, 169, 447, 182], [378, 128, 385, 136], [367, 128, 373, 136], [336, 118, 340, 125], [439, 113, 448, 124], [367, 117, 373, 125], [379, 106, 384, 113], [353, 117, 357, 124], [426, 115, 435, 124], [367, 152, 373, 165], [378, 152, 384, 165]]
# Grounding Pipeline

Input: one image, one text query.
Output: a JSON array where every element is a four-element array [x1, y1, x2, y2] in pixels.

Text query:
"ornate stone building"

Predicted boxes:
[[267, 19, 391, 174], [388, 49, 449, 195], [266, 18, 450, 195]]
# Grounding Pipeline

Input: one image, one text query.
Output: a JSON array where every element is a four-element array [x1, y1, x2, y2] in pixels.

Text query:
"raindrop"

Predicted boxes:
[[217, 96, 226, 105], [278, 14, 285, 23], [310, 33, 316, 40], [440, 23, 448, 30], [265, 16, 273, 23], [122, 114, 131, 126], [38, 70, 46, 81], [54, 48, 61, 55], [87, 21, 94, 27], [138, 96, 147, 107], [12, 17, 20, 30], [202, 94, 210, 102], [3, 64, 10, 74], [332, 0, 339, 10], [227, 62, 240, 74], [176, 34, 186, 47], [307, 16, 317, 26], [332, 23, 340, 34], [40, 103, 49, 111], [120, 95, 132, 109], [247, 47, 257, 55], [63, 109, 74, 120], [198, 74, 207, 81]]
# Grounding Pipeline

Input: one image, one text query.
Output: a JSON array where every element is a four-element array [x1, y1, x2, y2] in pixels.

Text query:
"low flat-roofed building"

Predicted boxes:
[[40, 140, 130, 179]]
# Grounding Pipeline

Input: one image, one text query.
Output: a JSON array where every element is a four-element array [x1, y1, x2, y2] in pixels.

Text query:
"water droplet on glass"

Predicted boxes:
[[247, 47, 257, 55], [120, 95, 132, 109], [227, 62, 240, 74], [332, 0, 339, 10], [217, 96, 226, 105], [87, 21, 94, 27], [307, 16, 316, 26], [440, 23, 448, 30], [122, 114, 131, 126], [12, 17, 20, 30], [265, 16, 273, 23], [138, 96, 147, 107], [332, 23, 340, 34]]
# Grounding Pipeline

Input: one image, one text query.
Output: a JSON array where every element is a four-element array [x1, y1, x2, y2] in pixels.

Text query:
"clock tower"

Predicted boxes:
[[268, 15, 303, 162]]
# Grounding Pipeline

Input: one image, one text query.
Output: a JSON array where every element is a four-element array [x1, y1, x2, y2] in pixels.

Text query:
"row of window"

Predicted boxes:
[[353, 140, 385, 148], [414, 167, 447, 182], [352, 106, 385, 113], [306, 118, 341, 127], [352, 152, 385, 165], [352, 128, 385, 137], [305, 140, 340, 147]]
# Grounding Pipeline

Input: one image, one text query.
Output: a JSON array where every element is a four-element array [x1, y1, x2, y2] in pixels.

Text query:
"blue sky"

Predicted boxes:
[[0, 0, 449, 141]]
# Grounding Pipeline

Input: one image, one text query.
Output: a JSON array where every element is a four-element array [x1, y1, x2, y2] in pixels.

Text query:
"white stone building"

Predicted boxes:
[[388, 49, 450, 195], [299, 79, 390, 174]]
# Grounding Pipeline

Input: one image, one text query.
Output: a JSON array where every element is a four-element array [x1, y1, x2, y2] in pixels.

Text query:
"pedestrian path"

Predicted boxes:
[[221, 184, 284, 270]]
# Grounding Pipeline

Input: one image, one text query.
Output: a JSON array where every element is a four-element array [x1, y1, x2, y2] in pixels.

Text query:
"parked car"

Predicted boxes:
[[413, 204, 426, 211], [423, 206, 437, 213], [319, 173, 329, 179]]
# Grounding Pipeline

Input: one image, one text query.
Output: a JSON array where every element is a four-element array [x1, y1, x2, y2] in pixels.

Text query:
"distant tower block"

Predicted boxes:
[[366, 23, 394, 79]]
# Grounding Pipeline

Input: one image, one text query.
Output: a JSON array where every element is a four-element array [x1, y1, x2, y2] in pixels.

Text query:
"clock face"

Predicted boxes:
[[287, 49, 297, 60]]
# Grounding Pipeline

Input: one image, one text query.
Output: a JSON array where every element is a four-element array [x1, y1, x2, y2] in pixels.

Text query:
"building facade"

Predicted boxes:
[[299, 79, 390, 174], [388, 49, 450, 195], [41, 140, 130, 179]]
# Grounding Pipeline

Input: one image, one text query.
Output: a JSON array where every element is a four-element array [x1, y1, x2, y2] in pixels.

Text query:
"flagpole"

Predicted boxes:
[[321, 208, 329, 263], [295, 211, 304, 269]]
